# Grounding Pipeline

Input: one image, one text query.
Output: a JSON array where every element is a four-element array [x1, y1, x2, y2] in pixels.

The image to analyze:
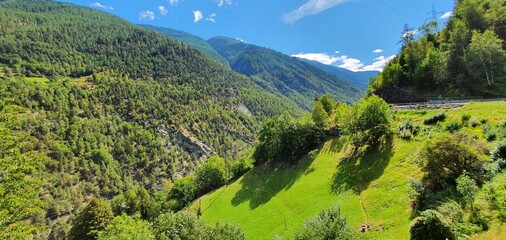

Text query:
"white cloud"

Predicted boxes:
[[206, 13, 217, 23], [373, 49, 383, 54], [169, 0, 179, 6], [193, 10, 203, 22], [90, 2, 113, 10], [218, 0, 233, 7], [139, 11, 155, 21], [440, 11, 453, 19], [292, 53, 340, 65], [362, 55, 395, 71], [159, 6, 168, 16], [293, 52, 395, 72], [283, 0, 350, 23]]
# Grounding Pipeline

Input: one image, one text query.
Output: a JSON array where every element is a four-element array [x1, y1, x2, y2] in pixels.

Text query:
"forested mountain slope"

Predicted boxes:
[[0, 0, 302, 237], [138, 24, 230, 66], [371, 0, 506, 99], [208, 36, 363, 109], [297, 58, 379, 90]]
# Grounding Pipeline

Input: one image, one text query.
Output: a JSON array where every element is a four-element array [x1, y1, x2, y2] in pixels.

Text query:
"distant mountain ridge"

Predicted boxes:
[[207, 36, 363, 109], [139, 24, 229, 66], [297, 58, 379, 90]]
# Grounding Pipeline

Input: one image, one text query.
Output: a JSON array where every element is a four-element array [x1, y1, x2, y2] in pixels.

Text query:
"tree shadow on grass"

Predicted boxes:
[[331, 137, 394, 195], [230, 153, 316, 210]]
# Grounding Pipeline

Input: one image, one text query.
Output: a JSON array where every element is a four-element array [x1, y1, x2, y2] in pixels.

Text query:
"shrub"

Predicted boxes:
[[98, 214, 154, 240], [397, 119, 420, 139], [170, 176, 197, 209], [295, 207, 356, 240], [423, 112, 447, 125], [410, 210, 455, 240], [230, 157, 253, 179], [420, 134, 484, 190], [461, 113, 471, 124], [445, 119, 461, 133], [470, 118, 480, 128], [195, 156, 227, 196]]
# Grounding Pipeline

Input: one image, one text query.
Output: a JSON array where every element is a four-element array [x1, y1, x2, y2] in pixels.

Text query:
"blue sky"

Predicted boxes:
[[61, 0, 455, 72]]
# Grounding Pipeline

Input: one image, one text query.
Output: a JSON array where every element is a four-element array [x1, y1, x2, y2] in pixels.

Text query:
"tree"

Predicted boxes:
[[420, 134, 484, 190], [170, 176, 197, 209], [207, 222, 246, 240], [195, 156, 227, 195], [295, 207, 356, 240], [312, 101, 328, 127], [319, 94, 335, 114], [466, 30, 506, 86], [153, 211, 207, 240], [97, 214, 154, 240], [456, 173, 478, 206], [68, 198, 114, 240], [410, 210, 455, 240], [339, 95, 391, 149]]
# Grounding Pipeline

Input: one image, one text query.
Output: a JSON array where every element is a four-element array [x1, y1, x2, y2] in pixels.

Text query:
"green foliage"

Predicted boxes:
[[68, 198, 114, 240], [420, 134, 484, 190], [97, 214, 154, 240], [371, 0, 506, 97], [253, 113, 324, 163], [153, 211, 207, 240], [445, 119, 461, 133], [195, 156, 227, 195], [410, 210, 455, 240], [311, 101, 328, 127], [397, 119, 420, 139], [456, 173, 479, 206], [423, 112, 447, 125], [208, 36, 362, 110], [170, 176, 197, 209], [207, 222, 246, 240], [338, 95, 391, 149], [483, 172, 506, 221], [294, 207, 356, 240]]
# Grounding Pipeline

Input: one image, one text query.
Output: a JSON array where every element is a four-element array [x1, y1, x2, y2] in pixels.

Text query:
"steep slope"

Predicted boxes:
[[208, 36, 363, 109], [371, 0, 506, 99], [297, 58, 379, 90], [193, 102, 506, 239], [138, 24, 229, 66], [0, 0, 302, 237]]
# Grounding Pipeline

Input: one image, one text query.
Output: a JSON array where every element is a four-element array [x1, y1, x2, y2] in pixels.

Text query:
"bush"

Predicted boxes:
[[98, 214, 154, 240], [397, 119, 420, 139], [295, 207, 356, 240], [195, 156, 227, 196], [230, 157, 253, 179], [410, 210, 455, 240], [461, 113, 471, 124], [445, 119, 461, 133], [470, 118, 480, 128], [420, 134, 484, 190], [170, 176, 197, 209], [423, 112, 447, 125]]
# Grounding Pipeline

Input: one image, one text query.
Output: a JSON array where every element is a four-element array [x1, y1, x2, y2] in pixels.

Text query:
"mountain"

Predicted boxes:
[[208, 36, 363, 109], [297, 58, 379, 90], [0, 0, 301, 237], [138, 24, 229, 66]]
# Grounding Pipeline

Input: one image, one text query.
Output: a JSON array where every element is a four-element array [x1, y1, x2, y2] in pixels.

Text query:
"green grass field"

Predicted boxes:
[[192, 102, 506, 239]]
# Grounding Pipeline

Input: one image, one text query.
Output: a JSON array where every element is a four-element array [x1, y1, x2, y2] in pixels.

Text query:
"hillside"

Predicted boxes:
[[297, 58, 379, 90], [0, 0, 302, 237], [138, 24, 230, 66], [208, 36, 363, 109], [371, 0, 506, 99], [193, 102, 506, 239]]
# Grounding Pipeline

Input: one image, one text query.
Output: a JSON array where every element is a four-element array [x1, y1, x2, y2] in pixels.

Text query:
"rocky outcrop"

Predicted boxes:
[[373, 86, 425, 104]]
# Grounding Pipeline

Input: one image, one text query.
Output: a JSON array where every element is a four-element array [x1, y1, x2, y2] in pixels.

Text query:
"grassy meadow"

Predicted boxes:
[[192, 102, 506, 239]]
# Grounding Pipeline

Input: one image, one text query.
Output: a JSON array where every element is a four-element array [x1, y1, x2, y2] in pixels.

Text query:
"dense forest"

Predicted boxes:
[[207, 36, 362, 110], [370, 0, 506, 98], [0, 0, 309, 237], [138, 24, 230, 67]]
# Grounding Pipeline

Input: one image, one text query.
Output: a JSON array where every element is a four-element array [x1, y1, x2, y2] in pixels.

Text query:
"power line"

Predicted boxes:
[[377, 0, 413, 21]]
